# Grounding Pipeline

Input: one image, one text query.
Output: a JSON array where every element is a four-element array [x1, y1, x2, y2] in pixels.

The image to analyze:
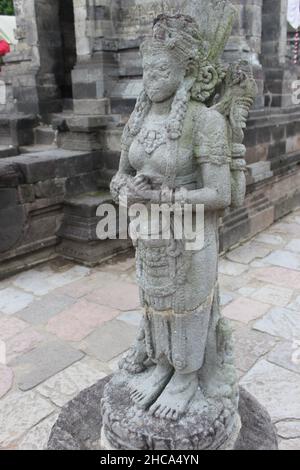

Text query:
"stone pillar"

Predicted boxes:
[[71, 0, 118, 115], [0, 0, 40, 115], [261, 0, 296, 107], [224, 0, 264, 108]]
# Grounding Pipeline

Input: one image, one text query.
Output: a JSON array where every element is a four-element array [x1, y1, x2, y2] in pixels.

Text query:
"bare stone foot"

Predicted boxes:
[[130, 363, 174, 409], [149, 371, 198, 421]]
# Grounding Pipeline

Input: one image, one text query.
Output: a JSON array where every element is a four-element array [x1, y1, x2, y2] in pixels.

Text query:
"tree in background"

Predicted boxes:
[[0, 0, 14, 16]]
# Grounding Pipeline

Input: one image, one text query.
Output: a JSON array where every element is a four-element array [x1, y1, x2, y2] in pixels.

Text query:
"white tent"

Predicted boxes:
[[0, 15, 17, 45]]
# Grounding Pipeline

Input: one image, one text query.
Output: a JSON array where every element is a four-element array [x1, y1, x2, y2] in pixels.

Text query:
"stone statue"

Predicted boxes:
[[101, 3, 257, 450]]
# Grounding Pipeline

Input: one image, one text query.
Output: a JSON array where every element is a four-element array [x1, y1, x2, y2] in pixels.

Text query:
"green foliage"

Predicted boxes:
[[0, 0, 14, 16]]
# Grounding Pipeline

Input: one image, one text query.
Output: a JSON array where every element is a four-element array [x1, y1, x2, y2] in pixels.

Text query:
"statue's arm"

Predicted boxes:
[[175, 110, 231, 211], [181, 162, 231, 211], [110, 148, 135, 203]]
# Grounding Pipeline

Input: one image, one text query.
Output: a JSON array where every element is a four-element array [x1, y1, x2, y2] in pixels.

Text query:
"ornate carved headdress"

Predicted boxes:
[[140, 1, 237, 103]]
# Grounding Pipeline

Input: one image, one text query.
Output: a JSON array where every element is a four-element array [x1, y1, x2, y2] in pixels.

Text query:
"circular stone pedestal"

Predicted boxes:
[[47, 376, 278, 451]]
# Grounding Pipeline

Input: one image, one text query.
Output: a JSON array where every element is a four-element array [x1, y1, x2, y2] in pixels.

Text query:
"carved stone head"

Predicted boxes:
[[140, 14, 203, 103]]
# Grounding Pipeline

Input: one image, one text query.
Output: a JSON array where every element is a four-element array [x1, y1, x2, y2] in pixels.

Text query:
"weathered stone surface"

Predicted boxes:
[[47, 378, 277, 450], [0, 365, 13, 399], [276, 421, 300, 439], [288, 295, 300, 312], [226, 243, 271, 265], [278, 439, 300, 450], [46, 299, 119, 342], [18, 412, 60, 450], [17, 293, 76, 325], [252, 267, 300, 290], [0, 391, 54, 448], [264, 250, 300, 271], [6, 328, 44, 363], [254, 233, 285, 246], [254, 307, 300, 340], [234, 388, 278, 451], [232, 323, 278, 372], [219, 260, 249, 276], [81, 320, 137, 362], [223, 297, 271, 324], [48, 377, 111, 450], [267, 341, 300, 375], [0, 204, 26, 254], [37, 358, 107, 407], [86, 281, 139, 311], [0, 316, 28, 340], [286, 239, 300, 254], [12, 341, 84, 391], [13, 266, 90, 296], [117, 310, 142, 327], [0, 288, 34, 315], [241, 360, 300, 422], [251, 285, 293, 307]]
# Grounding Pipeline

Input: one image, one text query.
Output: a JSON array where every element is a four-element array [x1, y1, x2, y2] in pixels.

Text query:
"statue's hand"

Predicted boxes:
[[120, 175, 160, 205]]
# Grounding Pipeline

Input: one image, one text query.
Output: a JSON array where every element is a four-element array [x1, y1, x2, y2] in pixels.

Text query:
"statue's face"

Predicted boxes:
[[143, 53, 185, 103]]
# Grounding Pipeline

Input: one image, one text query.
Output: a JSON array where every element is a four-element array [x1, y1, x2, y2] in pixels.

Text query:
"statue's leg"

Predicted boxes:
[[149, 293, 214, 421], [129, 309, 174, 409], [119, 315, 149, 375]]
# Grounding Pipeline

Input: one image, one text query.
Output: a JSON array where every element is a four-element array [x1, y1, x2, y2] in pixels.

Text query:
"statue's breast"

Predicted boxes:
[[128, 126, 195, 183]]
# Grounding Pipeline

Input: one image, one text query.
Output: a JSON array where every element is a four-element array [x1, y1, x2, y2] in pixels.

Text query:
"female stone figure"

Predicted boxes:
[[102, 10, 256, 450]]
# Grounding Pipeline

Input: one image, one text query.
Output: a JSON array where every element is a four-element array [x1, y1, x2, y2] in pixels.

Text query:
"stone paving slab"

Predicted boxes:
[[46, 299, 120, 342], [6, 328, 44, 363], [249, 285, 293, 307], [264, 250, 300, 271], [232, 322, 279, 373], [0, 365, 13, 399], [80, 319, 137, 362], [0, 391, 55, 448], [226, 242, 271, 264], [278, 438, 300, 450], [37, 358, 107, 407], [17, 412, 60, 450], [17, 294, 76, 325], [241, 360, 300, 422], [253, 307, 300, 341], [223, 297, 271, 324], [276, 421, 300, 439], [11, 341, 84, 391], [0, 288, 34, 315], [251, 266, 300, 290], [267, 341, 300, 375], [86, 280, 140, 311]]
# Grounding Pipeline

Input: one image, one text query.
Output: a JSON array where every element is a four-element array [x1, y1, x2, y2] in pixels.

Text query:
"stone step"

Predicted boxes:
[[57, 191, 131, 266], [0, 145, 19, 159], [5, 148, 104, 185], [34, 126, 56, 146]]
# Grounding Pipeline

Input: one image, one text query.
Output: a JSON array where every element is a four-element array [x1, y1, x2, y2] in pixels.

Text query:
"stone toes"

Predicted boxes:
[[131, 390, 142, 400], [161, 406, 170, 419], [154, 405, 164, 418], [149, 403, 160, 416]]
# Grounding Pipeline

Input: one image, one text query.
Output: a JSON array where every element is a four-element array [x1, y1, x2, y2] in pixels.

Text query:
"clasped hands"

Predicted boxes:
[[119, 174, 189, 207]]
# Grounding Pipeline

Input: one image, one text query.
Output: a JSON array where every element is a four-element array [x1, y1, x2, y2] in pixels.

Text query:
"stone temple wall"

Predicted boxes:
[[0, 0, 299, 275]]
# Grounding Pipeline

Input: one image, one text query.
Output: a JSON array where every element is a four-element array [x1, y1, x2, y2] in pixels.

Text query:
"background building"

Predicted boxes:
[[0, 0, 299, 278]]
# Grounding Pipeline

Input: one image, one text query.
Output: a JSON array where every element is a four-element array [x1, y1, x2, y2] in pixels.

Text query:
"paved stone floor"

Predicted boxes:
[[0, 209, 300, 450]]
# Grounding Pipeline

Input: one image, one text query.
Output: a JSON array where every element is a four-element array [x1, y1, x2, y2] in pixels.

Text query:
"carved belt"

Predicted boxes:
[[150, 173, 197, 190]]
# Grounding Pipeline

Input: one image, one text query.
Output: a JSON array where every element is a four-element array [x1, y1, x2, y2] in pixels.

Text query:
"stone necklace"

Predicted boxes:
[[138, 117, 168, 156]]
